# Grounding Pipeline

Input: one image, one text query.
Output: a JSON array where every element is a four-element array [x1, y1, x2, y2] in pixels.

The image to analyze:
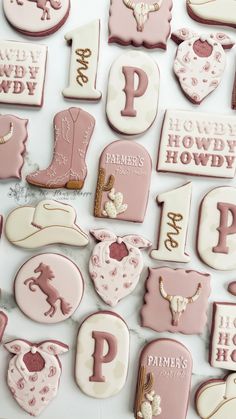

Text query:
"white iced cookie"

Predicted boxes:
[[63, 20, 102, 101], [187, 0, 236, 30], [106, 51, 160, 135], [75, 311, 129, 398]]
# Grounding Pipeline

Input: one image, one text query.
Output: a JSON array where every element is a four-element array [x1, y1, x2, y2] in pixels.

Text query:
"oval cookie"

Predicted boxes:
[[75, 311, 129, 398], [14, 253, 84, 324], [3, 0, 70, 37]]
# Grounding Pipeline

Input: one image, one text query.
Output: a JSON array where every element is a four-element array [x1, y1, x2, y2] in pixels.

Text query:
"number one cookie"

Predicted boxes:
[[151, 183, 192, 262], [63, 20, 101, 101]]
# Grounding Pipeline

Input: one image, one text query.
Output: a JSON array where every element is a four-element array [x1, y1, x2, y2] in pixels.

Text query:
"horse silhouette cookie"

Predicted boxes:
[[3, 0, 70, 37], [14, 253, 84, 324]]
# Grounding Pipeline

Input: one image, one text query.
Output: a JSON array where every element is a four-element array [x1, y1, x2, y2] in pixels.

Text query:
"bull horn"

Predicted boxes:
[[0, 122, 13, 145], [149, 1, 163, 11], [188, 283, 202, 303], [123, 0, 135, 9], [159, 277, 172, 301]]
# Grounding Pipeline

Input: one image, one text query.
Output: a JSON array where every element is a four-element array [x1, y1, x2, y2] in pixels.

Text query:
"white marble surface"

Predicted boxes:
[[0, 0, 236, 418]]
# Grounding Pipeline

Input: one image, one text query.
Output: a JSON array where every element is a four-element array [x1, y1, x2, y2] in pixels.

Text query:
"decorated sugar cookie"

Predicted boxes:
[[151, 183, 192, 263], [14, 253, 84, 324], [5, 339, 68, 416], [158, 109, 236, 179], [141, 267, 211, 334], [196, 373, 236, 419], [27, 107, 95, 189], [172, 28, 234, 104], [63, 20, 102, 101], [94, 140, 152, 223], [3, 0, 70, 37], [0, 115, 28, 180], [0, 311, 8, 343], [134, 339, 192, 419], [75, 311, 129, 398], [187, 0, 236, 30], [89, 229, 151, 306], [198, 187, 236, 270], [5, 199, 89, 249], [0, 41, 47, 107], [106, 51, 159, 135], [109, 0, 173, 49]]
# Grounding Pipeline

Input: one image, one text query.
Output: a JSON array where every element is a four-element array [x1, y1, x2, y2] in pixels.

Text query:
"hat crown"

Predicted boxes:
[[32, 200, 76, 229]]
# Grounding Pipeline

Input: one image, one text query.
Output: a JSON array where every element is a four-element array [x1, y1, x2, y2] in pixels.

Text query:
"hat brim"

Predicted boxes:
[[5, 206, 89, 248]]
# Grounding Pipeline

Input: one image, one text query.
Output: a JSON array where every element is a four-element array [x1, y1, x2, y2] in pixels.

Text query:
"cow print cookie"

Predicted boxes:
[[3, 0, 70, 37], [75, 311, 129, 398], [0, 114, 28, 180], [109, 0, 173, 50], [94, 140, 152, 223], [141, 267, 211, 335], [5, 339, 68, 416], [187, 0, 236, 30], [172, 28, 234, 104], [0, 41, 47, 107], [106, 51, 159, 136], [14, 253, 84, 324], [89, 229, 151, 306], [134, 339, 192, 419], [196, 373, 236, 419]]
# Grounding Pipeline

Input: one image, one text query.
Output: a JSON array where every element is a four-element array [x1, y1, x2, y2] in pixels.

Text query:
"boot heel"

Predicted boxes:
[[66, 180, 84, 190]]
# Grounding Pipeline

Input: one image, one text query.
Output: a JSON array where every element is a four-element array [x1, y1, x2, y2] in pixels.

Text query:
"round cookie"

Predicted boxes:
[[3, 0, 70, 37], [14, 253, 84, 324]]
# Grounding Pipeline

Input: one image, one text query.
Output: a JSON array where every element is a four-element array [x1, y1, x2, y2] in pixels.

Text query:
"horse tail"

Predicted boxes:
[[60, 298, 72, 315]]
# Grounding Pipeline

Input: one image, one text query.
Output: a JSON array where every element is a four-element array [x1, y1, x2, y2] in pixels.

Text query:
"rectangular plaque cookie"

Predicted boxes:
[[157, 109, 236, 178]]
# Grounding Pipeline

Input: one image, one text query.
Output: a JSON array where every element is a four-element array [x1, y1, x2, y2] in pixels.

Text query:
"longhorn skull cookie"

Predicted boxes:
[[172, 28, 234, 104], [109, 0, 173, 49], [141, 267, 211, 334], [89, 229, 151, 306], [3, 0, 70, 37], [5, 339, 68, 416], [14, 253, 84, 324]]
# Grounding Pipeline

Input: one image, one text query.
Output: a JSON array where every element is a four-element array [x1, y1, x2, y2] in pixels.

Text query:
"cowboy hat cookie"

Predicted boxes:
[[187, 0, 236, 30], [157, 110, 236, 179], [172, 28, 234, 104], [0, 311, 8, 343], [141, 267, 211, 334], [63, 20, 102, 101], [196, 373, 236, 419], [5, 199, 89, 249], [134, 339, 192, 419], [198, 187, 236, 270], [109, 0, 173, 49], [14, 254, 84, 324], [75, 311, 129, 398], [0, 115, 28, 180], [5, 339, 68, 416], [89, 229, 151, 306], [0, 41, 47, 107], [3, 0, 70, 37], [27, 107, 95, 189], [94, 140, 152, 222], [106, 51, 160, 136], [151, 183, 192, 263]]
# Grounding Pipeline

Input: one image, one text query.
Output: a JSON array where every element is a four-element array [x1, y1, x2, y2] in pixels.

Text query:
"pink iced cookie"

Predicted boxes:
[[196, 373, 236, 419], [109, 0, 173, 49], [0, 311, 8, 343], [14, 253, 84, 324], [134, 339, 192, 419], [172, 28, 234, 104], [5, 339, 68, 416], [89, 229, 151, 306], [141, 267, 211, 334], [94, 140, 152, 223], [0, 114, 28, 180], [3, 0, 70, 37]]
